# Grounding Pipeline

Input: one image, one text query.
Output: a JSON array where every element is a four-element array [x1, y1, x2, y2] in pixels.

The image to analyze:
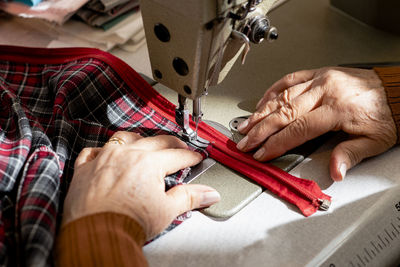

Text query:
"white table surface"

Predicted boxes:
[[2, 0, 400, 266]]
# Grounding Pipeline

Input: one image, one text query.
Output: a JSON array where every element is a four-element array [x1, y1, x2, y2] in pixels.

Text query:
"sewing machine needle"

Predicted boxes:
[[193, 97, 202, 139], [195, 120, 200, 138]]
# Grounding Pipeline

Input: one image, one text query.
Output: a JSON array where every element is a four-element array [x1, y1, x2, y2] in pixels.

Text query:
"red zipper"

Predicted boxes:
[[0, 45, 331, 216]]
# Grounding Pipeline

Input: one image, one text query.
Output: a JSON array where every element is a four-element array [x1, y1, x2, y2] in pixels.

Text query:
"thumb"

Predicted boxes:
[[330, 137, 383, 181], [165, 184, 221, 218], [74, 147, 101, 168]]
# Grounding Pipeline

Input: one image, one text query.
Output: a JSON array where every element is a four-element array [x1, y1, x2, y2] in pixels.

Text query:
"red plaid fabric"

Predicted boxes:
[[0, 47, 198, 266]]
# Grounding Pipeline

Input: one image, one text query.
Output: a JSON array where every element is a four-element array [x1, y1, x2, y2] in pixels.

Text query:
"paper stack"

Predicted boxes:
[[0, 0, 145, 52]]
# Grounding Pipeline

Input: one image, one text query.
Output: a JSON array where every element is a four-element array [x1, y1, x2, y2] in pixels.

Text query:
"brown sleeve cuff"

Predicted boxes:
[[374, 66, 400, 144], [56, 212, 148, 267]]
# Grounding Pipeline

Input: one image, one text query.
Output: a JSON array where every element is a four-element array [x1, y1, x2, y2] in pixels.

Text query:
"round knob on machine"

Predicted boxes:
[[266, 26, 278, 42], [249, 17, 278, 44]]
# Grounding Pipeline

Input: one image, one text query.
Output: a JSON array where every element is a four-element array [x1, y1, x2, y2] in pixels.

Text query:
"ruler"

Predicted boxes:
[[308, 186, 400, 267]]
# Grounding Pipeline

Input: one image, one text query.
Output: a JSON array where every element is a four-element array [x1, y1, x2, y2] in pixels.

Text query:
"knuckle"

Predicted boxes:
[[338, 143, 361, 166], [276, 91, 288, 107], [123, 150, 148, 167], [282, 89, 290, 103], [80, 147, 91, 155], [343, 147, 359, 166], [322, 69, 342, 83], [251, 111, 265, 122], [111, 131, 127, 139], [106, 147, 122, 160], [277, 102, 298, 122], [253, 107, 271, 121], [181, 186, 195, 210]]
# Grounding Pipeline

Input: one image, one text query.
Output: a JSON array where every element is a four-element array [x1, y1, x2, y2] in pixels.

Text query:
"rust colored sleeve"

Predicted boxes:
[[374, 66, 400, 144], [55, 212, 148, 267]]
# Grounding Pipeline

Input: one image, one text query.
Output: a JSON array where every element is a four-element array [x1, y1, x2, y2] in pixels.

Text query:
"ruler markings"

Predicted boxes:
[[385, 229, 393, 241], [357, 254, 365, 266], [371, 241, 380, 253], [384, 237, 390, 244], [392, 222, 400, 234], [364, 248, 372, 260], [378, 234, 386, 247], [370, 249, 376, 257]]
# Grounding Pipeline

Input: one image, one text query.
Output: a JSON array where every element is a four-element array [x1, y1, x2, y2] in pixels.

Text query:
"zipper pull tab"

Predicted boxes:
[[318, 198, 331, 211]]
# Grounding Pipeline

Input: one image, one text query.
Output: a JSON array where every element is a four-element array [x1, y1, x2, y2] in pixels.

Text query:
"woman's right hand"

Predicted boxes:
[[236, 67, 397, 181]]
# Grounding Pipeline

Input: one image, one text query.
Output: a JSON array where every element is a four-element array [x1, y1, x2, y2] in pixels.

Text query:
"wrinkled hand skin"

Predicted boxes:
[[237, 67, 397, 181], [62, 132, 220, 239]]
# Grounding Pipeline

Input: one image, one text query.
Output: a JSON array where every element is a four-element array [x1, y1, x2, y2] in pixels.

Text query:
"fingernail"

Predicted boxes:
[[254, 147, 265, 160], [339, 163, 347, 181], [237, 119, 249, 132], [236, 136, 248, 150], [200, 190, 221, 207]]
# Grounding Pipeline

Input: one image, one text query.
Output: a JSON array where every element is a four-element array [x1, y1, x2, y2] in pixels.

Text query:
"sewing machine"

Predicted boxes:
[[140, 0, 283, 218], [140, 0, 279, 147]]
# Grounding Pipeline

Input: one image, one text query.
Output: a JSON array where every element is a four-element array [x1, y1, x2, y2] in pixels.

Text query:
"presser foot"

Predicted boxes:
[[175, 97, 210, 148], [183, 120, 231, 183], [183, 120, 262, 219], [178, 130, 209, 149]]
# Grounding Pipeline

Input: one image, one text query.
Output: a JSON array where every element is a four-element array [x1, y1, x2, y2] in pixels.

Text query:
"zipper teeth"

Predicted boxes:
[[195, 122, 326, 206], [211, 141, 322, 205], [3, 46, 326, 208]]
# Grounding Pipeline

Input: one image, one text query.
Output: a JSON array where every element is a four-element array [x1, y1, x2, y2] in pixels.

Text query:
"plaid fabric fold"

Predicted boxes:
[[0, 51, 202, 266]]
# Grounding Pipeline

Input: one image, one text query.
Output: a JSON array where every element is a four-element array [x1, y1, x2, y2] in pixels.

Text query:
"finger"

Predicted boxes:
[[129, 135, 188, 151], [165, 184, 220, 218], [104, 131, 143, 147], [237, 87, 323, 152], [152, 149, 203, 176], [238, 80, 313, 134], [256, 69, 316, 109], [252, 105, 337, 161], [329, 137, 387, 181], [74, 147, 101, 168]]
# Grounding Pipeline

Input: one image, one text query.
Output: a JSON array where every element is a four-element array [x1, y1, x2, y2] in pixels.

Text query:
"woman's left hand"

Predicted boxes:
[[62, 131, 220, 238]]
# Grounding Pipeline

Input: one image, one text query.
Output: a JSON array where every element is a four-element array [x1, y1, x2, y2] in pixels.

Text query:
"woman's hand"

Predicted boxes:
[[62, 131, 220, 238], [236, 67, 397, 181]]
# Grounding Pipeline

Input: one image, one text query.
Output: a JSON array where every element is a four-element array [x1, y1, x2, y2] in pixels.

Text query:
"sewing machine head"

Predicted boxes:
[[140, 0, 280, 146]]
